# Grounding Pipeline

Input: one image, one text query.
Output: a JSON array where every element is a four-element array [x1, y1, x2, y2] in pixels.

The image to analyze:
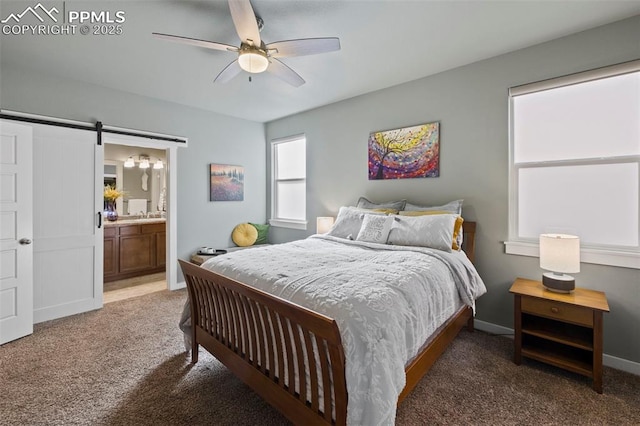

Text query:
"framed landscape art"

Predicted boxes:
[[368, 121, 440, 180], [210, 164, 244, 201]]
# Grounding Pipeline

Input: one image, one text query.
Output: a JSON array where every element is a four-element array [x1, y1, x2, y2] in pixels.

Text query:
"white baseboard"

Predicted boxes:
[[475, 319, 514, 336], [170, 280, 186, 291], [603, 353, 640, 376], [473, 319, 640, 376]]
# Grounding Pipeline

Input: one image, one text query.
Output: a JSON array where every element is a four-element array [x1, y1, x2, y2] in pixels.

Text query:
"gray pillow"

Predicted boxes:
[[404, 199, 463, 215], [327, 206, 386, 240], [356, 196, 406, 211], [356, 214, 394, 244], [388, 214, 456, 252]]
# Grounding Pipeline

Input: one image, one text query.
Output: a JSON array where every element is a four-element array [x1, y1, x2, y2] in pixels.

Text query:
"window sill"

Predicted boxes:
[[504, 241, 640, 269], [269, 218, 308, 231]]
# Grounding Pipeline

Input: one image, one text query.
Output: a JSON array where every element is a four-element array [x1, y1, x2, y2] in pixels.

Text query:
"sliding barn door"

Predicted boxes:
[[0, 121, 33, 344], [32, 124, 103, 323]]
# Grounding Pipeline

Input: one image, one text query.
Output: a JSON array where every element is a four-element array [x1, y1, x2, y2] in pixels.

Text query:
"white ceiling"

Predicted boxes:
[[2, 1, 639, 123]]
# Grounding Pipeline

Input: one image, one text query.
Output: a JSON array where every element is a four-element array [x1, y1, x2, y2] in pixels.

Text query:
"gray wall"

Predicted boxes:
[[0, 64, 267, 275], [266, 16, 640, 364]]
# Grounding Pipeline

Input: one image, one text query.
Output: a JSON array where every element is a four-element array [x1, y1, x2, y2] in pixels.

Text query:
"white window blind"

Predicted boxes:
[[507, 60, 640, 269], [270, 135, 307, 229]]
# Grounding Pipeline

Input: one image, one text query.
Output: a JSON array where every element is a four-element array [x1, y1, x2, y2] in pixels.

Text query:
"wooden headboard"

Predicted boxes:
[[462, 221, 476, 264]]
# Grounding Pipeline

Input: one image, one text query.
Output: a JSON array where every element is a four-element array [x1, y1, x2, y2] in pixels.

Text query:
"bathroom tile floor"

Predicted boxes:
[[104, 272, 166, 304]]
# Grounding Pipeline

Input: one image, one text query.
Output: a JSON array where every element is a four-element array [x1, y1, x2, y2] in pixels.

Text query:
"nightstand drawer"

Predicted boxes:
[[522, 297, 593, 327]]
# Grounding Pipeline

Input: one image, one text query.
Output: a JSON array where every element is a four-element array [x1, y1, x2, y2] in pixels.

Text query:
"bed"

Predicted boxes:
[[178, 219, 485, 425]]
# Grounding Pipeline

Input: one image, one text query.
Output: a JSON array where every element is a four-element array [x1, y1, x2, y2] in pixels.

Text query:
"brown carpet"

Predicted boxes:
[[1, 289, 638, 426]]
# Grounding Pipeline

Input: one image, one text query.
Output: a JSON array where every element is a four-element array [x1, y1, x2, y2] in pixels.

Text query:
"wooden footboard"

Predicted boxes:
[[179, 259, 348, 426]]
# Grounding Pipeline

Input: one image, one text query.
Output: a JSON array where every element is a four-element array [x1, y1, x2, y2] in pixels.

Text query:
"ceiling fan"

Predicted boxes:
[[152, 0, 340, 87]]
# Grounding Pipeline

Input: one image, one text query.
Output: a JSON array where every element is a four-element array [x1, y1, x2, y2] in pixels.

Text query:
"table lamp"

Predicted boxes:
[[316, 217, 335, 234], [539, 233, 580, 293]]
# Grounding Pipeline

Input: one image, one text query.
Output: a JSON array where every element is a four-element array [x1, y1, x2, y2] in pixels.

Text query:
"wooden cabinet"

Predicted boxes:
[[103, 227, 118, 276], [119, 232, 154, 273], [104, 221, 166, 282], [156, 231, 166, 267], [510, 278, 609, 393]]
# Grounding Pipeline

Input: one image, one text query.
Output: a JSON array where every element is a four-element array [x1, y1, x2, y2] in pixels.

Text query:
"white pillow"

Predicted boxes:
[[388, 214, 457, 252], [356, 214, 394, 244], [327, 207, 386, 240], [404, 199, 463, 215]]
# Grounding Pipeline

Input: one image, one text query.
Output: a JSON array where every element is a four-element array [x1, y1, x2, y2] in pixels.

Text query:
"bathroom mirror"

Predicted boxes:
[[104, 145, 167, 217]]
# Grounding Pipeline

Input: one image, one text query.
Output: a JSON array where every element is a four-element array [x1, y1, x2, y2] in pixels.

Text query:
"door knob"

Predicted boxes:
[[19, 238, 32, 245]]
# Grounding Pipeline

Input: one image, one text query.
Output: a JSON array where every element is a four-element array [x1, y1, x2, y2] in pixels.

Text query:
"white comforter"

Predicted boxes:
[[189, 235, 486, 425]]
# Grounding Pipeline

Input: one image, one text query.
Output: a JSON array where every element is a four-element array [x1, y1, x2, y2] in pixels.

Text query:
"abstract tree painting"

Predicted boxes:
[[210, 164, 244, 201], [368, 122, 440, 180]]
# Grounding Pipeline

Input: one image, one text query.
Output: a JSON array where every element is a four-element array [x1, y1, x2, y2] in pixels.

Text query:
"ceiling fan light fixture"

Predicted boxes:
[[238, 46, 269, 74]]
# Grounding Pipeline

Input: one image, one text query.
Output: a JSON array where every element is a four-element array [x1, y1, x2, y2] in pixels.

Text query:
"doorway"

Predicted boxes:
[[103, 144, 168, 303], [101, 131, 180, 301]]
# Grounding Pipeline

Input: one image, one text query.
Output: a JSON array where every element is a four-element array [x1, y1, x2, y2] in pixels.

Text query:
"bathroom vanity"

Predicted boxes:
[[104, 218, 166, 282]]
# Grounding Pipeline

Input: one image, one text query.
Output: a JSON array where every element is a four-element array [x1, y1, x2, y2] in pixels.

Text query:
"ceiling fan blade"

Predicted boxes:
[[215, 60, 243, 83], [228, 0, 261, 46], [267, 59, 305, 87], [267, 37, 341, 58], [152, 32, 238, 52]]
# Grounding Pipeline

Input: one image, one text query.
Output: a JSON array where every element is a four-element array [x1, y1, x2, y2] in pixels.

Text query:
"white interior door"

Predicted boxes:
[[0, 120, 33, 345], [32, 123, 103, 323]]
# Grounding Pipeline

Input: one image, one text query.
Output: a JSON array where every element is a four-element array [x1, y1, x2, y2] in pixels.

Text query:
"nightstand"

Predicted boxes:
[[510, 278, 609, 393], [190, 244, 270, 265], [190, 253, 217, 265]]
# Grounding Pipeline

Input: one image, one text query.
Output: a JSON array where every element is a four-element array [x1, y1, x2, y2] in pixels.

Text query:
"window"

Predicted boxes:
[[270, 135, 307, 229], [506, 60, 640, 269]]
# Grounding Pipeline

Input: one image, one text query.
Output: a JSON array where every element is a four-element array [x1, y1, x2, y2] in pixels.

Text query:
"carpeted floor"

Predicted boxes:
[[1, 289, 638, 426]]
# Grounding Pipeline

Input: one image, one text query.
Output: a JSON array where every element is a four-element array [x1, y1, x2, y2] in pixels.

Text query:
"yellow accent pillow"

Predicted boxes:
[[371, 208, 399, 215], [232, 223, 258, 247], [352, 207, 399, 215], [399, 210, 464, 250]]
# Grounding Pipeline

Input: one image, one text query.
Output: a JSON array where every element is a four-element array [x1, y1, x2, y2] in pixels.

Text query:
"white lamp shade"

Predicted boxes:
[[139, 158, 150, 169], [154, 159, 164, 169], [124, 157, 135, 168], [539, 234, 580, 273], [316, 217, 335, 234]]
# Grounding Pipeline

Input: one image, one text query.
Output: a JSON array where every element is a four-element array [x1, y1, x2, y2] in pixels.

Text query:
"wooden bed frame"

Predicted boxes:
[[178, 221, 477, 426]]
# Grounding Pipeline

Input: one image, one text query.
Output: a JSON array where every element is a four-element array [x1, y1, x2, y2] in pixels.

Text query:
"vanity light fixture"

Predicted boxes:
[[124, 156, 135, 168], [139, 155, 150, 169], [154, 159, 164, 169]]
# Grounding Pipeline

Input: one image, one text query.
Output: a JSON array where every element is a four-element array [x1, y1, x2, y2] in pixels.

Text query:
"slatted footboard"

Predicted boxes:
[[179, 259, 348, 426]]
